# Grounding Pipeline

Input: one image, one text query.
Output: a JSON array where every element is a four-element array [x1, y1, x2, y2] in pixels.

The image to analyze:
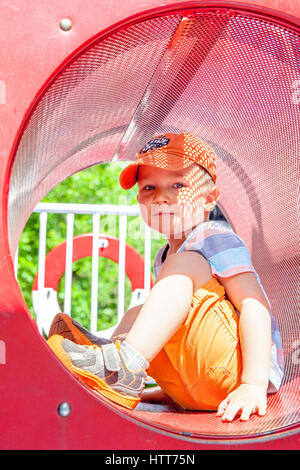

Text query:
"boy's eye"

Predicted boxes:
[[141, 182, 185, 191], [142, 183, 185, 190]]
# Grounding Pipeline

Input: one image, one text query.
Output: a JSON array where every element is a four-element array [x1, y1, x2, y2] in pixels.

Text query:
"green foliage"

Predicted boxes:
[[17, 162, 165, 332]]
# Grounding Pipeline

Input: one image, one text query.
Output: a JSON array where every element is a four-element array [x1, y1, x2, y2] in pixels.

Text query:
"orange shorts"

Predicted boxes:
[[147, 278, 242, 410]]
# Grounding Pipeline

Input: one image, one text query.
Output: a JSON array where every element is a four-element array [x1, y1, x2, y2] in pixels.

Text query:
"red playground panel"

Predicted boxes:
[[0, 0, 299, 449], [32, 233, 153, 294], [31, 233, 154, 336]]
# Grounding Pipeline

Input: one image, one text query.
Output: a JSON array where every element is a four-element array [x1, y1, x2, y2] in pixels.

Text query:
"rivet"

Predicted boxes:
[[59, 18, 72, 31], [57, 401, 71, 417]]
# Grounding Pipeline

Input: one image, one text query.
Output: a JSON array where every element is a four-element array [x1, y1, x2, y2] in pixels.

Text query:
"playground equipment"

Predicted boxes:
[[0, 0, 299, 449], [32, 233, 154, 337]]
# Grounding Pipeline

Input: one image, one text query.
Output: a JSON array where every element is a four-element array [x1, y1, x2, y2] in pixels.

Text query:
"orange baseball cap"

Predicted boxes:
[[119, 132, 216, 189]]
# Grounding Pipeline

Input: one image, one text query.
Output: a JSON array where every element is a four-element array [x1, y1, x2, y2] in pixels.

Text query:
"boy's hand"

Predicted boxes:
[[216, 383, 267, 422]]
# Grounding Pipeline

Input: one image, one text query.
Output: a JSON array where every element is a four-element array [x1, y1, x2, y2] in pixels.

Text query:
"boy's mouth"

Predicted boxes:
[[155, 211, 176, 215], [151, 205, 178, 216]]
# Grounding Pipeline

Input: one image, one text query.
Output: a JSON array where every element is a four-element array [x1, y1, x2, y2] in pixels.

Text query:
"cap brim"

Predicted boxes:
[[119, 154, 196, 189], [119, 162, 140, 189]]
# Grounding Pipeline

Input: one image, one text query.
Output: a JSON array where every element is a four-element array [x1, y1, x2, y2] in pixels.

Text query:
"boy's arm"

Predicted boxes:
[[216, 272, 272, 421]]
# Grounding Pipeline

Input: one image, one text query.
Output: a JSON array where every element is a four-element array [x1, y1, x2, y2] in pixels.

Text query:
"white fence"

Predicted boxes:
[[14, 202, 153, 338]]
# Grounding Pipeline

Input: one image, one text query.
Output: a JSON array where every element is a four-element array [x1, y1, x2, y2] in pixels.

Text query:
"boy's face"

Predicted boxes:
[[137, 163, 215, 239]]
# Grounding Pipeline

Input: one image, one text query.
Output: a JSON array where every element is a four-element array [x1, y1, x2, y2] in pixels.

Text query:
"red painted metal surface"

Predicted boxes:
[[0, 0, 299, 449]]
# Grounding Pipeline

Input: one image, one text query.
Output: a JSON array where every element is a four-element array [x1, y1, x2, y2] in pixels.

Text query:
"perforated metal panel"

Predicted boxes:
[[8, 8, 300, 437]]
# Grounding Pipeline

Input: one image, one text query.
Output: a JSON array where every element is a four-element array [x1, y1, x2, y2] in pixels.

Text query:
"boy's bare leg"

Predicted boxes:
[[111, 303, 174, 404], [124, 274, 194, 362], [122, 248, 214, 363], [110, 304, 143, 341], [140, 385, 173, 404], [110, 275, 193, 363]]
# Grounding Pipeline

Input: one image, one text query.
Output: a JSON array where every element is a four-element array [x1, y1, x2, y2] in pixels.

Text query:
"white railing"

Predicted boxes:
[[14, 202, 153, 338]]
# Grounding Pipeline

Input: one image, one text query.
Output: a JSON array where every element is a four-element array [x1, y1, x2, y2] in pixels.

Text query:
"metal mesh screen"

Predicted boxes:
[[8, 8, 300, 437]]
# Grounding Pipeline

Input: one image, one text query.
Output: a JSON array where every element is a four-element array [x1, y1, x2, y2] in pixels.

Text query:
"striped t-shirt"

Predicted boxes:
[[153, 220, 284, 393]]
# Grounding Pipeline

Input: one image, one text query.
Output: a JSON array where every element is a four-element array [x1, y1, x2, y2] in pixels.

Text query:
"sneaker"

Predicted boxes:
[[47, 335, 147, 409], [48, 313, 111, 346]]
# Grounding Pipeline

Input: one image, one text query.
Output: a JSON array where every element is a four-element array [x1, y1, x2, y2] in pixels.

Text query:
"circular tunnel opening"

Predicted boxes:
[[7, 4, 300, 442]]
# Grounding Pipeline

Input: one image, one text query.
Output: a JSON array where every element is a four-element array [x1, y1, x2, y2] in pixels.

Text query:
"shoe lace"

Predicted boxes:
[[85, 344, 99, 350], [84, 339, 121, 351]]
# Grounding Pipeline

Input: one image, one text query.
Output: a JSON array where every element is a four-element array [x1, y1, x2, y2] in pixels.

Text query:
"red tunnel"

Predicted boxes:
[[0, 0, 299, 449]]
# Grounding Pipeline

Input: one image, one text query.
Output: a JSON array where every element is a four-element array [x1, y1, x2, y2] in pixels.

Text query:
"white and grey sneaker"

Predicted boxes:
[[48, 335, 148, 409]]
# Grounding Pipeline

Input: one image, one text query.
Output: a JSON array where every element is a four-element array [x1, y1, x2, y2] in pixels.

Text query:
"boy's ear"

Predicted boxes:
[[204, 185, 220, 212], [136, 194, 139, 202]]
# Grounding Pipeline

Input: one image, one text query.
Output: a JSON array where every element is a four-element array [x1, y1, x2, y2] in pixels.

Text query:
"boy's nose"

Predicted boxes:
[[152, 189, 172, 205]]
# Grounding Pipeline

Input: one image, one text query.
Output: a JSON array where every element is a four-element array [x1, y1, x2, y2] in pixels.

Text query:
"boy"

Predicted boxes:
[[48, 132, 284, 421]]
